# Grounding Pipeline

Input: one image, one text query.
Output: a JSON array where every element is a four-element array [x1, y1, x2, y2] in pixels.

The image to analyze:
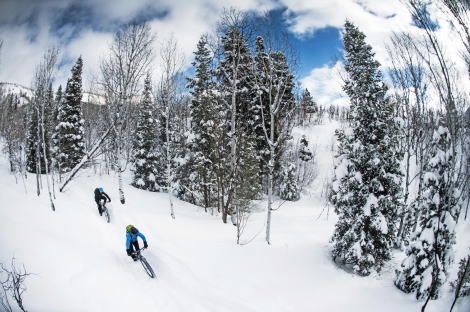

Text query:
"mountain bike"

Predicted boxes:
[[132, 247, 155, 278], [100, 200, 110, 223]]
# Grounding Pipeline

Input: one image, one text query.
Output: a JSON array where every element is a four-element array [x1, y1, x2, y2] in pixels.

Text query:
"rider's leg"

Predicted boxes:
[[130, 241, 139, 261], [96, 201, 102, 215]]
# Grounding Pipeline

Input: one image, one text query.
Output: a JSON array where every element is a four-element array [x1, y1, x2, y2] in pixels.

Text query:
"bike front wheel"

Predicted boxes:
[[140, 257, 155, 278], [104, 209, 110, 223]]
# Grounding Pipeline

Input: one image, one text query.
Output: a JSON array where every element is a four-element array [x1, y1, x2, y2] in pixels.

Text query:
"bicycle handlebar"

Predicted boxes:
[[131, 247, 148, 255]]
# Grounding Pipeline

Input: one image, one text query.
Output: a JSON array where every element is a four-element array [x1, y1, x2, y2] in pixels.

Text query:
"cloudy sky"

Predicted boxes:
[[0, 0, 466, 105]]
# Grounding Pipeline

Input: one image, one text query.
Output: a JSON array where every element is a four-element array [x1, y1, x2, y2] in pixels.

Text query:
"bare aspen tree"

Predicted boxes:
[[99, 22, 156, 204], [398, 2, 468, 309], [438, 0, 470, 72], [251, 12, 299, 244], [155, 33, 185, 219], [32, 46, 61, 211], [386, 32, 431, 247]]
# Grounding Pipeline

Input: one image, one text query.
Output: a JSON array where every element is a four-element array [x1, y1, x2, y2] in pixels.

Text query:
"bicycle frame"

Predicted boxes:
[[99, 200, 108, 210], [131, 247, 147, 258]]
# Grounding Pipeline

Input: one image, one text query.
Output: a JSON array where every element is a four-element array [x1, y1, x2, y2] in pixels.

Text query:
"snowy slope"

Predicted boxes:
[[0, 82, 34, 106], [0, 120, 469, 312]]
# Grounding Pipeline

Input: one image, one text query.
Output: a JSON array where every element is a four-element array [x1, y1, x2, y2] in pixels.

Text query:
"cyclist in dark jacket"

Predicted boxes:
[[94, 187, 111, 216], [126, 225, 148, 261]]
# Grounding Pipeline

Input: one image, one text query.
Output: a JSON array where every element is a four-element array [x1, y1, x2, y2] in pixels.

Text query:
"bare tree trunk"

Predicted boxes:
[[266, 110, 275, 245], [40, 100, 55, 211], [97, 21, 155, 204], [450, 255, 470, 312], [166, 104, 175, 219], [117, 120, 125, 204], [60, 128, 111, 192]]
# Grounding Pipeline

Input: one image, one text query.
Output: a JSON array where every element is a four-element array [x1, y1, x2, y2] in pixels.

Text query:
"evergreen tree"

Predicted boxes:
[[252, 36, 296, 192], [235, 131, 261, 242], [329, 20, 403, 275], [26, 86, 47, 174], [279, 154, 300, 201], [43, 83, 54, 163], [299, 135, 313, 162], [56, 56, 85, 173], [395, 126, 460, 300], [216, 26, 253, 223], [218, 27, 253, 131], [187, 36, 218, 209], [236, 132, 261, 202], [299, 88, 317, 125], [131, 74, 163, 191], [51, 85, 62, 174], [2, 95, 21, 172]]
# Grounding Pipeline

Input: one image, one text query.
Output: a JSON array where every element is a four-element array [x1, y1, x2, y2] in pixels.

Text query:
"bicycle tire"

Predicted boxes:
[[140, 257, 155, 278], [104, 209, 110, 223]]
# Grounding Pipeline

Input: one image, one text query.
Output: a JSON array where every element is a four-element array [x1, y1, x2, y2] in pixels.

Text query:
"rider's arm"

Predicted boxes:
[[137, 232, 147, 242], [126, 233, 131, 249], [103, 192, 111, 202]]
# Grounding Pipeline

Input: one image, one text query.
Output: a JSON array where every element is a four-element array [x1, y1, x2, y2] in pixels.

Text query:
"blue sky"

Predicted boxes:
[[293, 26, 343, 78], [0, 0, 465, 105]]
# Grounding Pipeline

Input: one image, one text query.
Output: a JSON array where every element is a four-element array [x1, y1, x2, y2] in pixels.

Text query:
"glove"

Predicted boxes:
[[126, 249, 131, 256], [144, 242, 148, 248], [109, 199, 111, 203]]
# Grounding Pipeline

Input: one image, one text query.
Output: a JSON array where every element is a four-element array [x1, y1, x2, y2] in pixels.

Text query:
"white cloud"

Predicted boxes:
[[300, 61, 347, 107], [0, 0, 469, 104]]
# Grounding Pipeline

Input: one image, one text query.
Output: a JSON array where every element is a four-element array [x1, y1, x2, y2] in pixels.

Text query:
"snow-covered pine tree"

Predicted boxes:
[[279, 156, 300, 201], [296, 135, 317, 192], [299, 135, 313, 162], [186, 36, 218, 210], [26, 86, 47, 174], [395, 126, 460, 300], [299, 88, 317, 126], [131, 74, 162, 191], [50, 85, 62, 176], [56, 56, 85, 173], [43, 83, 54, 163], [235, 131, 261, 243], [329, 20, 403, 276], [217, 26, 253, 223]]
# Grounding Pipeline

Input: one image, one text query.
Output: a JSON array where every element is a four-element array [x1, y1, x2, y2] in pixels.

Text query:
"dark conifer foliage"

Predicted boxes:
[[186, 36, 218, 209], [330, 20, 403, 276], [26, 86, 49, 174], [55, 56, 85, 173], [131, 74, 162, 191], [218, 27, 253, 130]]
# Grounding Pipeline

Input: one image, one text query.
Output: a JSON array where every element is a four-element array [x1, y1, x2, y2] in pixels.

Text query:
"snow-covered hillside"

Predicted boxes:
[[0, 82, 104, 106], [0, 119, 469, 312], [0, 82, 34, 106]]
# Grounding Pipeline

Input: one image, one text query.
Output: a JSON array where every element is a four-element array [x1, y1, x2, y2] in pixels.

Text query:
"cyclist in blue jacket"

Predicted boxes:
[[126, 225, 148, 261]]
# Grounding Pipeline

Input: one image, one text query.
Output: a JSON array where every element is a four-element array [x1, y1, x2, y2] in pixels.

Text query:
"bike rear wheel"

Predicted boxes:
[[140, 257, 155, 278]]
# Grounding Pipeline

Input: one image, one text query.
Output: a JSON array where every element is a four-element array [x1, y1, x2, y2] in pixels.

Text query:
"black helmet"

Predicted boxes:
[[130, 227, 138, 235]]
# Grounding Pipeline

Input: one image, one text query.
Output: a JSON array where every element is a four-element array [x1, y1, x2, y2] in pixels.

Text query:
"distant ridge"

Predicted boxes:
[[0, 82, 105, 105]]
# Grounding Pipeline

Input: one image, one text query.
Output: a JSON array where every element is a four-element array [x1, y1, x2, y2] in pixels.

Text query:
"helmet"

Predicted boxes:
[[99, 187, 103, 192], [130, 227, 138, 235]]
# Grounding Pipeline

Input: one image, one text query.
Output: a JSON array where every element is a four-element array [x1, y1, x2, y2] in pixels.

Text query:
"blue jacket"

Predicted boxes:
[[126, 231, 147, 249]]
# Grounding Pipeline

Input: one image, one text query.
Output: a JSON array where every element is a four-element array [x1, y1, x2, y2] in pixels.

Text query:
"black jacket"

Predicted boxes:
[[94, 188, 111, 203]]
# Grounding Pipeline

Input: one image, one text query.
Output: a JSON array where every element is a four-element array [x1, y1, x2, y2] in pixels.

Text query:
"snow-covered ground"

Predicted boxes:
[[1, 120, 469, 312]]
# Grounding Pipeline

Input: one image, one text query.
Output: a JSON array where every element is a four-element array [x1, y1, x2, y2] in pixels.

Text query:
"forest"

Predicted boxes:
[[1, 1, 470, 310]]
